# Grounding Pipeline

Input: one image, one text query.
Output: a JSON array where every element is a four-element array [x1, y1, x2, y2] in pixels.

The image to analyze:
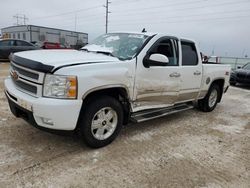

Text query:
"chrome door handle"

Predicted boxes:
[[194, 71, 201, 75], [169, 72, 181, 78]]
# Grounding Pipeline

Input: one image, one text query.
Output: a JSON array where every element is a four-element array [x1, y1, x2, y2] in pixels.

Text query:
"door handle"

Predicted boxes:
[[169, 72, 181, 78], [193, 71, 201, 76]]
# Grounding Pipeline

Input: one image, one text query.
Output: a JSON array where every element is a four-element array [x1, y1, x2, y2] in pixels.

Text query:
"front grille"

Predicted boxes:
[[10, 61, 44, 97], [11, 77, 37, 94], [246, 74, 250, 80], [11, 63, 39, 80], [237, 73, 246, 79]]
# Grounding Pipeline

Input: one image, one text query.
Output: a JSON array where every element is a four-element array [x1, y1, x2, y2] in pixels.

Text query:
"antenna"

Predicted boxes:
[[142, 28, 147, 33]]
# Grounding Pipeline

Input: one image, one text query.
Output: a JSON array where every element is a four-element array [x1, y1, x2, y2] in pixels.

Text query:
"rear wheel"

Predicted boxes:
[[198, 84, 220, 112], [79, 96, 123, 148]]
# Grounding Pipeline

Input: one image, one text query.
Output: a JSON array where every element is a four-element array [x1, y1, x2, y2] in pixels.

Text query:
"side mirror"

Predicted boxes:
[[149, 54, 169, 64]]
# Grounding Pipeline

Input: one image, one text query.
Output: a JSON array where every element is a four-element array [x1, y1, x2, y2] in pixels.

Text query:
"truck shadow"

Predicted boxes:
[[232, 84, 250, 90]]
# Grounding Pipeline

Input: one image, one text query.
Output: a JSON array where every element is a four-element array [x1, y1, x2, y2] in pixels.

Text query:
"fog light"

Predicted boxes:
[[41, 117, 54, 125]]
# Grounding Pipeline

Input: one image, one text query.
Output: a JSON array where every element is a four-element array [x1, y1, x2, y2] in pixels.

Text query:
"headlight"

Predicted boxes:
[[43, 74, 77, 99]]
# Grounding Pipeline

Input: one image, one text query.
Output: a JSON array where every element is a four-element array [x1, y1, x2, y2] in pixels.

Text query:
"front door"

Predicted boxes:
[[133, 37, 181, 112]]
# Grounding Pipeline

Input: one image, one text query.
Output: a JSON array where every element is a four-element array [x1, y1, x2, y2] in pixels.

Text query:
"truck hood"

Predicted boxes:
[[12, 49, 119, 73]]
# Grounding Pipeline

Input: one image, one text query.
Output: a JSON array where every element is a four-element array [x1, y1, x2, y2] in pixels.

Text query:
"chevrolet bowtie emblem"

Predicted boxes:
[[11, 70, 19, 81]]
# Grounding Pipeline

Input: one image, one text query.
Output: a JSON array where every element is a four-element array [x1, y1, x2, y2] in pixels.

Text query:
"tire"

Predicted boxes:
[[230, 82, 236, 86], [79, 96, 123, 148], [198, 84, 220, 112]]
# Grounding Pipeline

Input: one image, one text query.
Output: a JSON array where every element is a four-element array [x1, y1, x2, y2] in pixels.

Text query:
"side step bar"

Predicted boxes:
[[130, 103, 194, 123]]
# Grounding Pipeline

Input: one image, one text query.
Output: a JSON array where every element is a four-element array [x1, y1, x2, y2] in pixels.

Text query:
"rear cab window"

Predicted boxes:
[[181, 40, 198, 66]]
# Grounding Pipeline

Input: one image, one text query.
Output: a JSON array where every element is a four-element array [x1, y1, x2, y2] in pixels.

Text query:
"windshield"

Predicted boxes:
[[242, 63, 250, 70], [82, 33, 149, 60]]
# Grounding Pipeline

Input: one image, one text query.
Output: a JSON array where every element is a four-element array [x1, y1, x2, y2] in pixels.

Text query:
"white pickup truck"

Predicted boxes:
[[4, 32, 231, 148]]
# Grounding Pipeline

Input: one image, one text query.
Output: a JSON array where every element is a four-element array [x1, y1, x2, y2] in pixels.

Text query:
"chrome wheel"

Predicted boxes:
[[208, 89, 218, 108], [91, 107, 118, 140]]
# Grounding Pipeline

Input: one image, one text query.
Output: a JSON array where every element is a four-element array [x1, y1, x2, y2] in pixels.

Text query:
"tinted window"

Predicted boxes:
[[16, 40, 33, 46], [9, 40, 15, 46], [181, 41, 198, 66], [148, 38, 178, 66], [0, 41, 10, 46]]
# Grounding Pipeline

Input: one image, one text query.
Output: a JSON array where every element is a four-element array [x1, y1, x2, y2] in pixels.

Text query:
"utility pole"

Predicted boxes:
[[13, 14, 28, 25], [13, 14, 20, 25], [23, 15, 28, 25], [104, 0, 111, 33]]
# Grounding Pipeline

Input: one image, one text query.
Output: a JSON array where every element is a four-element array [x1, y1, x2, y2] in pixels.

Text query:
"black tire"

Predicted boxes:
[[198, 84, 220, 112], [230, 82, 236, 86], [79, 96, 123, 148]]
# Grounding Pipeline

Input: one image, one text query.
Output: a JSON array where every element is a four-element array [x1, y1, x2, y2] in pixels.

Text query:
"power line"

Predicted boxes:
[[60, 13, 250, 29], [111, 0, 250, 15], [32, 5, 102, 20], [109, 14, 250, 27], [109, 8, 250, 23]]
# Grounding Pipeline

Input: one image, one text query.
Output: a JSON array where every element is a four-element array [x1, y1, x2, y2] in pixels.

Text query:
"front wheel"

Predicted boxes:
[[198, 84, 220, 112], [79, 96, 123, 148]]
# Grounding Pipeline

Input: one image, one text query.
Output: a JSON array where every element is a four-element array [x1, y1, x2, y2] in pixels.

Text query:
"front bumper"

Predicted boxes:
[[4, 78, 82, 131]]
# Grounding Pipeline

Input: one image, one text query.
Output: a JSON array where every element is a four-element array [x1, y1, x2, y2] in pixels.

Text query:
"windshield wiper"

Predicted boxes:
[[95, 51, 115, 57], [81, 48, 89, 52], [81, 49, 118, 59]]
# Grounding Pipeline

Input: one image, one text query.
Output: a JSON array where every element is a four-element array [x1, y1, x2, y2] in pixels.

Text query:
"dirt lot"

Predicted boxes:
[[0, 62, 249, 188]]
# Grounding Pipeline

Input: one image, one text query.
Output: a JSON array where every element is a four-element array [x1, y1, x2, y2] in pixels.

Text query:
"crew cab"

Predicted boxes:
[[4, 32, 231, 148]]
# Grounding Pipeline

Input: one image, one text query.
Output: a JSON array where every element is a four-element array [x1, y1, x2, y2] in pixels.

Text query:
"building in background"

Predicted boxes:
[[1, 25, 88, 49]]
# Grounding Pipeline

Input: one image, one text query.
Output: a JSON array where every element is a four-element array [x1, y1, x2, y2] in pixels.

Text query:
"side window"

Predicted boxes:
[[181, 41, 198, 66], [16, 40, 32, 46], [148, 38, 178, 66], [9, 40, 15, 46], [0, 41, 10, 46]]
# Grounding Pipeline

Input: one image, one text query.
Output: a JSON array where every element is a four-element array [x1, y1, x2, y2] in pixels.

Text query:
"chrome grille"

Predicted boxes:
[[10, 62, 45, 97], [237, 73, 246, 79]]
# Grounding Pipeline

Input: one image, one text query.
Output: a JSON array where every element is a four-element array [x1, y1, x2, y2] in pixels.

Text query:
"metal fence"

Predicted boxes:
[[209, 56, 250, 70]]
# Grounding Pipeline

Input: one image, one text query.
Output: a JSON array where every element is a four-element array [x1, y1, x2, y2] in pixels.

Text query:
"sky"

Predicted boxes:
[[0, 0, 250, 57]]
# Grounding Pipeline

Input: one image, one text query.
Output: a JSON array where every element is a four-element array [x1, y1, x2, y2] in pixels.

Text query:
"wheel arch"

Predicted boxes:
[[76, 85, 132, 131], [209, 78, 225, 103]]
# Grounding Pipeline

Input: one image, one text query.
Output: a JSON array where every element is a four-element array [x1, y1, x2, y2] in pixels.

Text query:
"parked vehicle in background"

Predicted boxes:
[[41, 42, 72, 49], [230, 62, 250, 85], [4, 32, 231, 148], [0, 39, 38, 61]]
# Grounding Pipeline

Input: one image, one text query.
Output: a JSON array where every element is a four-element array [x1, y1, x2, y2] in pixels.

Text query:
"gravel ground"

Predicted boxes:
[[0, 62, 249, 188]]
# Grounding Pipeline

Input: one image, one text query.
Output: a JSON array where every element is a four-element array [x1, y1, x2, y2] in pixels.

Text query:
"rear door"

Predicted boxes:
[[178, 40, 202, 102], [15, 40, 35, 52]]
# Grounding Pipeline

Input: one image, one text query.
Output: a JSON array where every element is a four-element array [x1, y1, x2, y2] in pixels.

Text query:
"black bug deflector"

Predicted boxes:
[[10, 54, 54, 73]]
